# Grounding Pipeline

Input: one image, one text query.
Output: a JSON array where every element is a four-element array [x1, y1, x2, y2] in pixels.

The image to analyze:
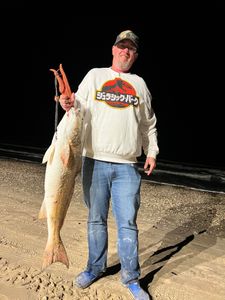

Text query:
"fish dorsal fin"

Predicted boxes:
[[42, 144, 55, 164]]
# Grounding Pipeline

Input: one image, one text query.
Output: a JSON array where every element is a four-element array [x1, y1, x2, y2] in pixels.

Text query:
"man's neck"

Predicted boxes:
[[111, 66, 130, 73]]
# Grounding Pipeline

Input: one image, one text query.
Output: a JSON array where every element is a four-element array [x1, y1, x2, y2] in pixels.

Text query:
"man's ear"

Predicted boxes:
[[134, 52, 139, 61], [112, 45, 116, 55]]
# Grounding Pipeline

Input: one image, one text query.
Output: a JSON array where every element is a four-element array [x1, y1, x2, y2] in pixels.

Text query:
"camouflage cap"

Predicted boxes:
[[114, 30, 139, 48]]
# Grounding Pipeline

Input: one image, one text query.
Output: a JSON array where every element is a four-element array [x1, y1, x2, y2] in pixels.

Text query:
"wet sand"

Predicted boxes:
[[0, 158, 225, 300]]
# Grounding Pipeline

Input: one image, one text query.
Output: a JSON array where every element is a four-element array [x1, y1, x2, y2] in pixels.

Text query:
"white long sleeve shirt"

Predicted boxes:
[[75, 67, 159, 163]]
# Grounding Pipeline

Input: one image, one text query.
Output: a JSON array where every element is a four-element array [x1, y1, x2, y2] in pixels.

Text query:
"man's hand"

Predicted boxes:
[[59, 93, 75, 111], [144, 157, 156, 176]]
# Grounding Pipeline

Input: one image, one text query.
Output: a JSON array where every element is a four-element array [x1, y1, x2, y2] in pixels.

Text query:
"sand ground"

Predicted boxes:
[[0, 158, 225, 300]]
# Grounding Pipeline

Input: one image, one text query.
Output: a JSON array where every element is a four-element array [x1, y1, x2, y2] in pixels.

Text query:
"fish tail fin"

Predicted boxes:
[[42, 240, 69, 270]]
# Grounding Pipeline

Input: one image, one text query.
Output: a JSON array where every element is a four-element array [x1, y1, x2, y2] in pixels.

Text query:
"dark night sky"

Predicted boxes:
[[1, 2, 225, 169]]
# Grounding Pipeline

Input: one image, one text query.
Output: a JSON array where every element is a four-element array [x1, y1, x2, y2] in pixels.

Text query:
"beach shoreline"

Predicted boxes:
[[0, 158, 225, 300]]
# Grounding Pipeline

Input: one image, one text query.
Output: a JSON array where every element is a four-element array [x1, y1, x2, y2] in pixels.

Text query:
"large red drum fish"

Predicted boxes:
[[38, 64, 83, 269]]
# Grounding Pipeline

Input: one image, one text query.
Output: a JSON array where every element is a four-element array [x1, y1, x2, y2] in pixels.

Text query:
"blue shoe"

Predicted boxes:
[[126, 281, 150, 300], [74, 271, 102, 289]]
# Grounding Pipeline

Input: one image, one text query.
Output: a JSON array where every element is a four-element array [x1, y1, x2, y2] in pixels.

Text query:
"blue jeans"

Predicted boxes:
[[81, 157, 141, 284]]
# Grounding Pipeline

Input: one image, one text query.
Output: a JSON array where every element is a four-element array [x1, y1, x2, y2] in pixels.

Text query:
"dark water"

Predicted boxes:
[[1, 143, 224, 194]]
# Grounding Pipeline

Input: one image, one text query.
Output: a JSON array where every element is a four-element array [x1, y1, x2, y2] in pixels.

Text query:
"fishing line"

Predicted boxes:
[[54, 74, 59, 138]]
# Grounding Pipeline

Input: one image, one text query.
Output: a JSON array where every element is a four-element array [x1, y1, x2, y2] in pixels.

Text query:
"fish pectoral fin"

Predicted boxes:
[[42, 240, 69, 270], [42, 144, 55, 164], [60, 143, 73, 167], [38, 200, 47, 219]]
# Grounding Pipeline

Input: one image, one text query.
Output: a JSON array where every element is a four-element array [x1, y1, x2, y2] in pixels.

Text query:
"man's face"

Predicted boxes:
[[112, 39, 138, 72]]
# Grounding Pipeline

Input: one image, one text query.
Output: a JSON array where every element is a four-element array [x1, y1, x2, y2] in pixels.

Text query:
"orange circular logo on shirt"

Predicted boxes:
[[96, 78, 139, 108]]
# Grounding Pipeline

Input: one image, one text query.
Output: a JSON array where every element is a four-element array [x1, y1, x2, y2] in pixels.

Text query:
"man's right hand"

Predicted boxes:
[[59, 93, 75, 111]]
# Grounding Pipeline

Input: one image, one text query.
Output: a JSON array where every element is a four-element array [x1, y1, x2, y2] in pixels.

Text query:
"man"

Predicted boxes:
[[60, 30, 159, 300]]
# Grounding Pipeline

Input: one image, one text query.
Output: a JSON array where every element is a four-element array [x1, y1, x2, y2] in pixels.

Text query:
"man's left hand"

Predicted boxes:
[[144, 157, 156, 176]]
